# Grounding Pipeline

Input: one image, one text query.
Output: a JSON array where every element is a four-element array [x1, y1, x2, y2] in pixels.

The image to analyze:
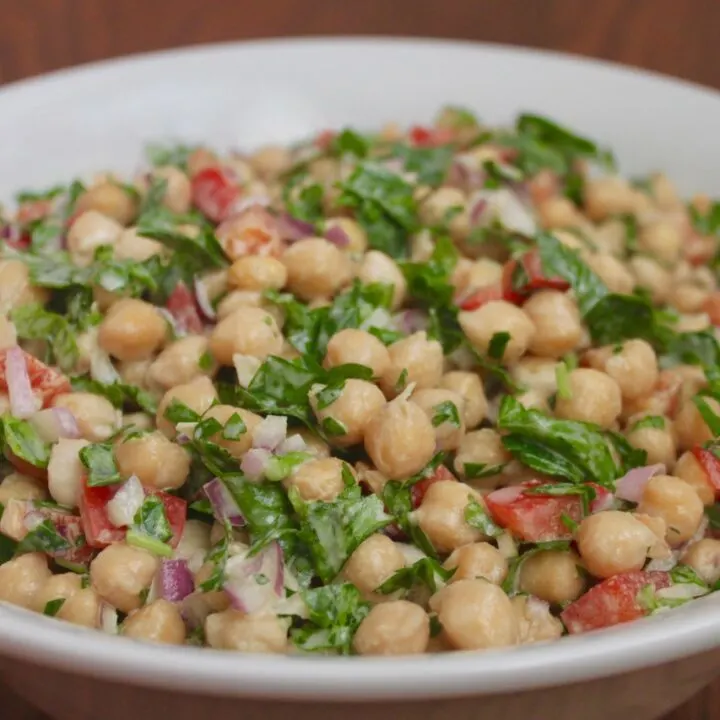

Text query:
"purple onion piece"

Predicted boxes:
[[325, 224, 350, 248], [276, 213, 315, 242], [159, 559, 194, 602], [203, 478, 245, 527]]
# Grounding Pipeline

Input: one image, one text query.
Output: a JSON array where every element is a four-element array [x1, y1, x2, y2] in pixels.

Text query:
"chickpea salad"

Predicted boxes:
[[1, 108, 720, 656]]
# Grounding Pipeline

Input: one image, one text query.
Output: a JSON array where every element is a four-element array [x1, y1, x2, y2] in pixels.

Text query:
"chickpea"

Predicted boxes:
[[576, 511, 660, 579], [355, 462, 389, 497], [681, 539, 720, 585], [0, 553, 50, 608], [353, 600, 429, 656], [364, 398, 436, 479], [32, 573, 82, 613], [201, 405, 261, 459], [310, 379, 386, 448], [674, 450, 715, 506], [509, 357, 560, 398], [57, 587, 103, 628], [216, 206, 282, 261], [209, 306, 283, 365], [283, 457, 349, 502], [75, 183, 137, 225], [250, 145, 293, 179], [153, 165, 192, 214], [522, 291, 582, 358], [228, 255, 288, 292], [0, 315, 17, 350], [148, 335, 215, 391], [462, 258, 504, 294], [459, 301, 535, 363], [295, 428, 331, 459], [0, 473, 47, 504], [675, 397, 720, 451], [342, 534, 406, 601], [438, 371, 487, 430], [281, 238, 352, 301], [625, 417, 676, 468], [98, 298, 167, 361], [357, 251, 407, 310], [430, 579, 518, 650], [453, 429, 511, 482], [554, 368, 622, 429], [629, 255, 672, 304], [669, 283, 710, 314], [444, 542, 508, 585], [587, 253, 635, 295], [650, 173, 682, 210], [187, 147, 218, 176], [114, 227, 164, 262], [324, 329, 391, 379], [380, 331, 444, 397], [639, 220, 682, 264], [325, 217, 368, 254], [47, 438, 90, 507], [52, 393, 120, 442], [90, 543, 160, 614], [123, 599, 186, 645], [419, 187, 466, 226], [67, 210, 124, 266], [415, 481, 486, 553], [205, 609, 288, 652], [636, 474, 704, 546], [115, 431, 190, 491], [518, 550, 585, 605], [512, 595, 564, 645], [538, 196, 586, 229], [0, 260, 49, 314], [584, 340, 659, 401], [411, 388, 466, 451], [583, 176, 636, 221]]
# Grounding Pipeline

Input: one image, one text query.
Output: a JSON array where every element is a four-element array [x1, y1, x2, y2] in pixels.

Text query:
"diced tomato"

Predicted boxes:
[[155, 491, 186, 549], [166, 282, 204, 335], [191, 167, 242, 223], [457, 283, 504, 311], [684, 232, 716, 267], [1, 225, 31, 251], [561, 571, 671, 634], [43, 507, 95, 566], [0, 349, 70, 408], [703, 292, 720, 326], [315, 130, 337, 150], [17, 199, 53, 226], [501, 259, 527, 305], [411, 465, 456, 508], [692, 446, 720, 495], [521, 250, 570, 292], [4, 449, 48, 481], [409, 125, 454, 147]]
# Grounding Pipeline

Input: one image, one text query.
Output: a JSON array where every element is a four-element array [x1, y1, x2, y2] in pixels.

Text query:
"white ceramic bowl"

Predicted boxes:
[[1, 37, 720, 720]]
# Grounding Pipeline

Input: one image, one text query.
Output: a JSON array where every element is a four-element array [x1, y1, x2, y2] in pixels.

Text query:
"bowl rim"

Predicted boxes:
[[2, 35, 720, 700]]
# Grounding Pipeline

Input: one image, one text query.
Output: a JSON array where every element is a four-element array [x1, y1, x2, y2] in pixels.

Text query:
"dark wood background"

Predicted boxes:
[[1, 0, 720, 718]]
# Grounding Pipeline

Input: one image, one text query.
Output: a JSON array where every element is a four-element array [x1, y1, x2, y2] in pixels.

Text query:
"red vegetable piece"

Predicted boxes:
[[0, 348, 70, 408], [703, 292, 720, 327], [409, 126, 454, 147], [166, 282, 204, 335], [561, 571, 671, 634], [315, 130, 337, 150], [692, 446, 720, 495], [43, 507, 94, 566], [457, 283, 504, 312], [191, 167, 242, 223], [411, 465, 456, 508], [153, 491, 187, 549], [501, 259, 527, 305], [78, 484, 126, 549], [521, 250, 570, 292]]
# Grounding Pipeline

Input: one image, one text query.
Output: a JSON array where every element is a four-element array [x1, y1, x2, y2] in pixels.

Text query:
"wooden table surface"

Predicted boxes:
[[1, 0, 720, 717]]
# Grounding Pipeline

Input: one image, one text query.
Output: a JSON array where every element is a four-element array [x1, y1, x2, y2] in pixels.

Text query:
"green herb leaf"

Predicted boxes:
[[464, 498, 503, 536], [70, 376, 158, 414], [43, 598, 66, 616], [383, 481, 436, 557], [630, 415, 666, 432], [388, 144, 455, 186], [11, 303, 78, 372], [145, 143, 197, 170], [431, 401, 461, 428], [331, 129, 370, 158], [222, 413, 247, 441], [1, 417, 51, 470], [163, 398, 202, 424], [79, 443, 122, 487], [463, 462, 507, 480], [133, 496, 172, 543], [16, 519, 71, 555], [376, 557, 454, 595], [488, 331, 511, 361]]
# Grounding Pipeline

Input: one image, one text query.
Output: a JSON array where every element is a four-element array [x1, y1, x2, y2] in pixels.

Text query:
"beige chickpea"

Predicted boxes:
[[98, 298, 167, 361], [380, 331, 444, 397], [591, 219, 627, 257], [518, 550, 585, 604], [282, 238, 352, 301], [576, 511, 659, 579], [674, 450, 715, 506], [122, 599, 186, 645], [324, 329, 390, 379], [114, 227, 164, 262], [626, 417, 677, 468], [205, 609, 288, 652], [148, 335, 215, 391], [675, 397, 720, 452], [353, 600, 429, 656], [52, 393, 120, 442], [47, 438, 90, 507], [357, 251, 407, 310], [32, 573, 82, 613], [637, 474, 704, 546], [75, 183, 137, 225], [587, 253, 635, 295], [462, 258, 504, 294], [584, 340, 659, 401], [283, 457, 349, 502], [228, 255, 288, 292], [512, 595, 564, 645], [0, 315, 17, 350], [310, 379, 386, 448], [538, 196, 585, 229], [411, 388, 466, 451], [415, 481, 486, 553], [0, 260, 49, 314], [639, 220, 682, 264], [90, 543, 160, 614], [649, 173, 682, 209], [419, 187, 466, 226], [444, 542, 508, 585], [0, 553, 50, 609], [209, 306, 283, 365], [0, 473, 47, 504], [522, 290, 582, 358], [509, 357, 560, 398], [202, 405, 261, 459], [250, 145, 293, 179], [681, 539, 720, 585], [629, 255, 672, 304], [459, 301, 535, 363], [583, 176, 636, 221], [115, 431, 191, 491], [152, 165, 192, 214], [438, 371, 487, 430], [554, 369, 622, 429], [295, 428, 331, 459], [186, 147, 218, 176], [364, 398, 436, 480], [56, 588, 102, 628], [325, 217, 368, 254], [66, 210, 124, 266], [453, 428, 511, 482], [342, 534, 406, 601], [669, 283, 710, 314], [430, 579, 518, 650]]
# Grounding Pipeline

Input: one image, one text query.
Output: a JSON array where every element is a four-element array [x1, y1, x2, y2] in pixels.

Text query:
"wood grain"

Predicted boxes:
[[1, 0, 720, 718]]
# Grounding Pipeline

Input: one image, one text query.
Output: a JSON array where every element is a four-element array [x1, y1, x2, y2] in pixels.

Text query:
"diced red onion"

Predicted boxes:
[[396, 542, 427, 565], [193, 276, 216, 321], [590, 489, 616, 514], [157, 308, 184, 337], [486, 485, 525, 506], [277, 213, 315, 242], [276, 433, 307, 456], [657, 583, 708, 601], [497, 531, 518, 559], [526, 595, 552, 619], [469, 188, 536, 235], [252, 415, 287, 451], [6, 346, 39, 419], [470, 197, 488, 225], [241, 448, 273, 479], [645, 555, 678, 572], [397, 309, 428, 335], [615, 464, 666, 503], [224, 542, 285, 613], [360, 307, 393, 332], [106, 475, 145, 528], [176, 433, 191, 446], [100, 604, 118, 634], [325, 224, 351, 248], [158, 559, 194, 603], [29, 407, 80, 443], [89, 338, 120, 384], [203, 478, 245, 527]]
